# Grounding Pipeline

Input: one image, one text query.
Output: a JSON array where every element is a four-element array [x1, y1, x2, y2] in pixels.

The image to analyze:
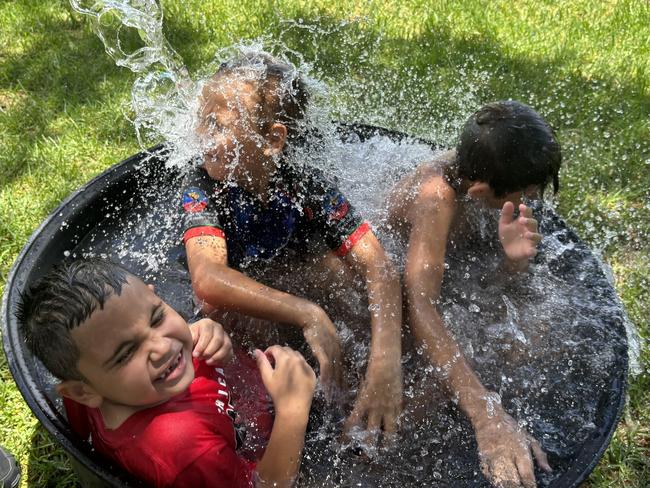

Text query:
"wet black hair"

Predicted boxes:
[[15, 259, 132, 381], [211, 51, 310, 143], [455, 100, 562, 197]]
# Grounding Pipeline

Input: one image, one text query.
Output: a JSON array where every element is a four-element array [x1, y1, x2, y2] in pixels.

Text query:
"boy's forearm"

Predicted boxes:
[[347, 232, 403, 362], [254, 412, 309, 488], [192, 263, 316, 328], [366, 269, 403, 362], [408, 289, 491, 422]]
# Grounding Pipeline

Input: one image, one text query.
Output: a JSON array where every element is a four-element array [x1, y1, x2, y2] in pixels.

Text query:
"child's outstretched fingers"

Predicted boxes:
[[499, 201, 516, 226], [342, 400, 376, 452], [499, 202, 543, 266], [191, 319, 214, 357], [254, 348, 274, 383], [530, 437, 552, 472], [302, 319, 345, 401], [519, 204, 539, 232], [381, 407, 400, 449], [205, 329, 233, 365], [514, 449, 536, 488], [257, 346, 316, 418]]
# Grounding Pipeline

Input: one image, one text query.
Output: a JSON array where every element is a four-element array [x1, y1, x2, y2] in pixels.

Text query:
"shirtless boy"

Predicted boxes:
[[387, 100, 561, 487]]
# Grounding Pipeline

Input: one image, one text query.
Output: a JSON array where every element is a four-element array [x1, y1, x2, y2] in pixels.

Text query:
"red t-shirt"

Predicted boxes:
[[64, 355, 273, 488]]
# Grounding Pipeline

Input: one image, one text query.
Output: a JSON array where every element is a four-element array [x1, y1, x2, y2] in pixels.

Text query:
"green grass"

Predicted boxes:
[[1, 0, 648, 486]]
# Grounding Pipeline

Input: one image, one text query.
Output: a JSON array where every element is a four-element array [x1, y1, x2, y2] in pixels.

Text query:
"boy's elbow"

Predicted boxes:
[[190, 264, 228, 304], [191, 270, 212, 303]]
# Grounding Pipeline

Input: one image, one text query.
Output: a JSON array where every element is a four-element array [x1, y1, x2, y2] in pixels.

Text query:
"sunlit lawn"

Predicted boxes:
[[1, 0, 648, 486]]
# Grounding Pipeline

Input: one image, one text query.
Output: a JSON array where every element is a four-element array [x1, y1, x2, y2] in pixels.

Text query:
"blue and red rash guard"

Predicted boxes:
[[64, 354, 273, 488], [180, 162, 371, 267]]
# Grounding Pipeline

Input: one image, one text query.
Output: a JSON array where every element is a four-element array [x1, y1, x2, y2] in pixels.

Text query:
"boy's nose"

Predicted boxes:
[[204, 134, 228, 160], [148, 334, 173, 364]]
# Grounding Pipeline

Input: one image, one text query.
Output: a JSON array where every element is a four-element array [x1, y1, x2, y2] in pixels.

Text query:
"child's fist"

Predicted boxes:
[[190, 318, 233, 365], [255, 346, 316, 417]]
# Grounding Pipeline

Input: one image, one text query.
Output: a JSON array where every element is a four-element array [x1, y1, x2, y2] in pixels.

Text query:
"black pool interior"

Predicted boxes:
[[2, 124, 628, 487]]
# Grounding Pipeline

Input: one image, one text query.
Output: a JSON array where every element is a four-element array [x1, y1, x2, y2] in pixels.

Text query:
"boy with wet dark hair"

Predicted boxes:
[[17, 258, 316, 488], [455, 101, 560, 198], [386, 100, 560, 488], [182, 51, 403, 444], [212, 52, 310, 143]]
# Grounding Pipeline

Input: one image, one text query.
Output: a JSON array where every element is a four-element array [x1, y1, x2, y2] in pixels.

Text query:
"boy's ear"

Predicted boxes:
[[467, 181, 493, 199], [264, 123, 287, 156], [56, 380, 104, 409]]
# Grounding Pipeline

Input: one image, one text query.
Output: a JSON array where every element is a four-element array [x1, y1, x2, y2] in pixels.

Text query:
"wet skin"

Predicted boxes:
[[385, 154, 551, 488], [187, 74, 404, 447], [60, 278, 196, 429]]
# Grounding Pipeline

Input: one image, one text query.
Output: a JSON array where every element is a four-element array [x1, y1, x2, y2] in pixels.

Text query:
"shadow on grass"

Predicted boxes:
[[0, 11, 133, 187]]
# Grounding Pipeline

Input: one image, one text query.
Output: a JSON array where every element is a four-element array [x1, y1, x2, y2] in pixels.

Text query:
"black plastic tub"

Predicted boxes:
[[1, 124, 628, 487]]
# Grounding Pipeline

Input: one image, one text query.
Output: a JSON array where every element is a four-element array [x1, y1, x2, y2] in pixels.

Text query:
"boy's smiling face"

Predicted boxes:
[[61, 277, 195, 420]]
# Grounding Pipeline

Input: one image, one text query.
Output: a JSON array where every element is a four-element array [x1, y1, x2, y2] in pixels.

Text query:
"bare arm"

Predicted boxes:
[[255, 414, 309, 487], [343, 230, 403, 441], [254, 346, 316, 487], [404, 180, 489, 418], [404, 178, 550, 487], [185, 235, 344, 395], [187, 235, 316, 325]]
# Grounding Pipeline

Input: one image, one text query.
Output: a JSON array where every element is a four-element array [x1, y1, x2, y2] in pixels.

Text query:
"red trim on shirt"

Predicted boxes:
[[183, 226, 226, 244], [335, 222, 371, 257]]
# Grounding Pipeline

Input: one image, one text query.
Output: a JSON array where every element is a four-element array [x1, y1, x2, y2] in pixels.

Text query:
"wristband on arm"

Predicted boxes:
[[335, 222, 371, 257]]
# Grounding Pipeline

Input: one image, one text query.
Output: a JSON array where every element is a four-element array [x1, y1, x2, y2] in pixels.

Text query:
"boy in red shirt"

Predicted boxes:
[[18, 258, 316, 487]]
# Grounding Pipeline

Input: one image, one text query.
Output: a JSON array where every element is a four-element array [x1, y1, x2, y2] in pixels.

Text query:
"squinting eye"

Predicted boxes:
[[152, 309, 166, 328], [116, 346, 135, 365], [205, 114, 219, 130]]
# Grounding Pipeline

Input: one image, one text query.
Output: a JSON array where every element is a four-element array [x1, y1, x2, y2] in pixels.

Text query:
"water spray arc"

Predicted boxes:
[[69, 0, 197, 157]]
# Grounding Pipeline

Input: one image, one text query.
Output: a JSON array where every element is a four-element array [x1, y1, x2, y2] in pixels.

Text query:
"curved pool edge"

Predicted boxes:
[[1, 145, 168, 488]]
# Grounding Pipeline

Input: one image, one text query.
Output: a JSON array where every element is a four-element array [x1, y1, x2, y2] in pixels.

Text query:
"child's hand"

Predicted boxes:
[[498, 202, 542, 268], [255, 346, 316, 418], [343, 356, 403, 450], [473, 408, 551, 488], [190, 318, 233, 365], [301, 306, 345, 401]]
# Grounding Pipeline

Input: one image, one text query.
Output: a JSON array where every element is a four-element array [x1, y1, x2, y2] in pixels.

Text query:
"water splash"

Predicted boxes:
[[70, 0, 184, 74], [69, 0, 199, 164]]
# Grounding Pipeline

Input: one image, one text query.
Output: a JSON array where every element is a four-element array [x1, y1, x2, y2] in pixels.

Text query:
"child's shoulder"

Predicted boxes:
[[399, 149, 455, 189], [415, 171, 456, 205]]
